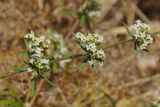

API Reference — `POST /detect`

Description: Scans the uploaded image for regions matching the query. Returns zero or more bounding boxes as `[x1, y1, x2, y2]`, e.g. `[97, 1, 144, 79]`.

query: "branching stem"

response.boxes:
[0, 31, 159, 79]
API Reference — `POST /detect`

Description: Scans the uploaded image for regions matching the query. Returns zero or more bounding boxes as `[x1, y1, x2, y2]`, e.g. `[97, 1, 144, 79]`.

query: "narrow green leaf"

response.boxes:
[80, 15, 86, 27]
[31, 79, 35, 96]
[92, 16, 97, 24]
[79, 63, 86, 72]
[39, 74, 53, 87]
[50, 62, 57, 71]
[24, 38, 27, 45]
[12, 67, 27, 73]
[24, 38, 29, 47]
[43, 77, 53, 86]
[122, 22, 133, 37]
[100, 90, 117, 107]
[18, 50, 28, 57]
[89, 0, 101, 11]
[31, 75, 36, 96]
[27, 50, 32, 57]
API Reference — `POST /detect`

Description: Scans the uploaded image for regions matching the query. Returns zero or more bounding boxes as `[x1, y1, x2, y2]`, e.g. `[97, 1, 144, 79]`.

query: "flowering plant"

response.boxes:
[24, 31, 51, 73]
[24, 31, 53, 95]
[0, 19, 159, 98]
[86, 0, 101, 18]
[132, 20, 153, 51]
[124, 20, 153, 51]
[75, 32, 105, 67]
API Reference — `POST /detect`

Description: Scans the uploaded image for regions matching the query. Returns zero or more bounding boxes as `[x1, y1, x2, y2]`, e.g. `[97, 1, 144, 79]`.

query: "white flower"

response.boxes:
[59, 59, 71, 68]
[31, 47, 43, 57]
[44, 39, 51, 48]
[95, 49, 105, 58]
[93, 34, 104, 43]
[24, 31, 35, 39]
[75, 32, 87, 42]
[97, 35, 104, 43]
[75, 32, 84, 39]
[46, 39, 51, 45]
[88, 60, 95, 66]
[33, 40, 39, 46]
[27, 67, 33, 72]
[40, 59, 49, 64]
[27, 43, 32, 49]
[88, 11, 100, 17]
[132, 20, 153, 50]
[133, 20, 150, 32]
[60, 47, 67, 53]
[31, 58, 50, 70]
[75, 32, 105, 67]
[75, 32, 104, 44]
[29, 58, 35, 64]
[24, 31, 51, 72]
[54, 32, 62, 40]
[86, 43, 97, 52]
[39, 36, 45, 42]
[54, 53, 62, 59]
[33, 52, 43, 57]
[31, 47, 43, 52]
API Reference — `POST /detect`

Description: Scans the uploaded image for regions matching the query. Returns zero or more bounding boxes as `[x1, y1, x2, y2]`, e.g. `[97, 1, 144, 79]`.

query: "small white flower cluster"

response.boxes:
[87, 0, 100, 17]
[27, 58, 49, 72]
[88, 11, 100, 18]
[75, 32, 105, 66]
[24, 31, 51, 72]
[132, 20, 153, 50]
[51, 32, 71, 68]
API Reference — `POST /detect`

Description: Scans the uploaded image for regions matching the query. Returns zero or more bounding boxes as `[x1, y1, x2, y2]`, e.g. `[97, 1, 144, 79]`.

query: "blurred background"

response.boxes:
[0, 0, 160, 107]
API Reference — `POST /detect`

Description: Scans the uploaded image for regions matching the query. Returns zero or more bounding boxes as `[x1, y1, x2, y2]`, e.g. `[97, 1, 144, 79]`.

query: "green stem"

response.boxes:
[0, 71, 26, 79]
[51, 39, 134, 62]
[85, 13, 94, 33]
[102, 39, 133, 51]
[0, 31, 160, 79]
[151, 30, 160, 36]
[36, 70, 54, 87]
[80, 0, 94, 33]
[51, 53, 85, 62]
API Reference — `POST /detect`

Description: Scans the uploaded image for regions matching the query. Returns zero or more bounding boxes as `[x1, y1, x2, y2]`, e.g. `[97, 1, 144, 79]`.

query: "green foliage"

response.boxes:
[123, 22, 139, 51]
[80, 14, 87, 27]
[123, 21, 152, 52]
[79, 63, 86, 72]
[50, 62, 58, 71]
[0, 90, 24, 107]
[31, 73, 36, 96]
[39, 74, 54, 87]
[123, 22, 133, 37]
[86, 0, 101, 11]
[0, 99, 24, 107]
[92, 16, 98, 24]
[30, 71, 53, 96]
[13, 67, 27, 73]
